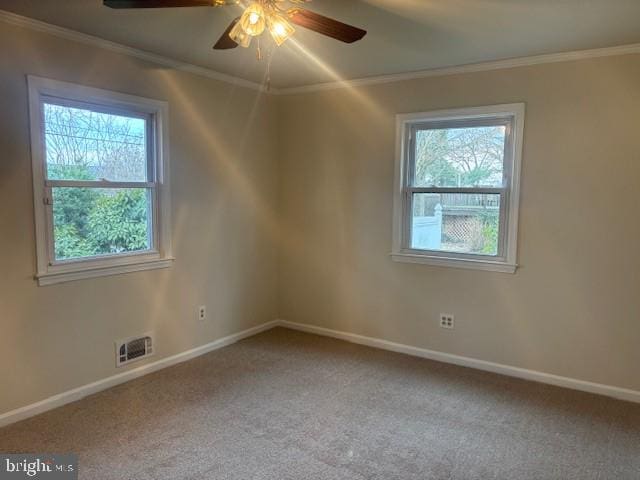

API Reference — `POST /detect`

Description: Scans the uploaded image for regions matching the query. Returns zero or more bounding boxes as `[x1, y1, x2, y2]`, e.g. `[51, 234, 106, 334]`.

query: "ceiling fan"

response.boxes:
[104, 1, 367, 50]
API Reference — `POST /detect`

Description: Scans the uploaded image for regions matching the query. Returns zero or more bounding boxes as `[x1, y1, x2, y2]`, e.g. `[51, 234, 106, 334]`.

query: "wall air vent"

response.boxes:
[116, 333, 154, 367]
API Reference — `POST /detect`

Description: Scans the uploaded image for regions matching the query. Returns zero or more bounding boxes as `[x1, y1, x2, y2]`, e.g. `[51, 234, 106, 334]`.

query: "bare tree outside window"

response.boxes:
[414, 126, 505, 188]
[45, 104, 147, 182]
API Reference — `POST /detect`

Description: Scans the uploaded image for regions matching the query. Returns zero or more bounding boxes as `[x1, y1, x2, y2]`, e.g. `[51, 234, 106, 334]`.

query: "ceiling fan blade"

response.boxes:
[104, 0, 218, 8]
[288, 8, 367, 44]
[213, 17, 240, 50]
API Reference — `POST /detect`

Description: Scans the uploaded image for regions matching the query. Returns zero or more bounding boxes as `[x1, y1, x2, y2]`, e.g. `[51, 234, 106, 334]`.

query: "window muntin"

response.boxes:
[393, 105, 523, 272]
[29, 76, 172, 285]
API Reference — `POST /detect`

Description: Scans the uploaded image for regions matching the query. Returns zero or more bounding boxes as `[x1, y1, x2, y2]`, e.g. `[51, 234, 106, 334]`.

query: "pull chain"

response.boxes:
[265, 45, 275, 92]
[256, 36, 262, 61]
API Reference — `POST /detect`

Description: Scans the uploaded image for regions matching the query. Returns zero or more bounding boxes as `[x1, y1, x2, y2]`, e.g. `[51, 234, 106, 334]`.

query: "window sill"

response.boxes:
[391, 252, 517, 273]
[36, 257, 174, 286]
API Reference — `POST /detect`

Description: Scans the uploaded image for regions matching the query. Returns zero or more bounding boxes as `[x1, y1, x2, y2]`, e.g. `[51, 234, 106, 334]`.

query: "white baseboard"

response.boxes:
[3, 318, 639, 428]
[0, 320, 279, 428]
[277, 320, 640, 404]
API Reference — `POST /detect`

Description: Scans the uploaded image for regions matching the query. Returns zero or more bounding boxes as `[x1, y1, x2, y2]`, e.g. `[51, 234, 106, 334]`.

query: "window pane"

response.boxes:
[413, 126, 506, 188]
[411, 193, 500, 256]
[44, 103, 148, 182]
[52, 187, 152, 261]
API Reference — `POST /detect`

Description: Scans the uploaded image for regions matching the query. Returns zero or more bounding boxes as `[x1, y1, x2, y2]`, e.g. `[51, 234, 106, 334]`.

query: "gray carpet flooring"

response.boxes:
[1, 327, 639, 479]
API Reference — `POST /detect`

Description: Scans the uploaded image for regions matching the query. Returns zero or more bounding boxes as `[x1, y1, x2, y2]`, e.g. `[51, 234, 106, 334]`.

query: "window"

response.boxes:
[28, 76, 172, 285]
[392, 104, 524, 273]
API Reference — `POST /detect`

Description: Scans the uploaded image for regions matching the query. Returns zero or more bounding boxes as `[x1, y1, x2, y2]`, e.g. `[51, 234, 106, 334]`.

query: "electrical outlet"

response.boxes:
[440, 314, 454, 329]
[198, 305, 206, 322]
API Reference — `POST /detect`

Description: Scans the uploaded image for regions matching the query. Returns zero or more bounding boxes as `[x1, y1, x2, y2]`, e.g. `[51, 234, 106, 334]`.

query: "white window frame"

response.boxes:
[28, 76, 173, 286]
[392, 104, 525, 273]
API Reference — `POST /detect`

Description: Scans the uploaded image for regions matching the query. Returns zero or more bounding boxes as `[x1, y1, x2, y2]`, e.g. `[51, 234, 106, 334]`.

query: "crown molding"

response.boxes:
[2, 9, 640, 97]
[0, 9, 270, 93]
[275, 43, 640, 95]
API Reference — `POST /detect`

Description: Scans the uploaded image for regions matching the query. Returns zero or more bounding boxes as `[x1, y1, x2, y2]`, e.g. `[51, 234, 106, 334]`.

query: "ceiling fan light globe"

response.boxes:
[249, 12, 260, 25]
[240, 3, 266, 37]
[267, 13, 295, 46]
[229, 20, 252, 48]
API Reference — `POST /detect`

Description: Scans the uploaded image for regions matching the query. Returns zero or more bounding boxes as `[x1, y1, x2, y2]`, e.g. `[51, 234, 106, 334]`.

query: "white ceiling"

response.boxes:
[1, 0, 640, 89]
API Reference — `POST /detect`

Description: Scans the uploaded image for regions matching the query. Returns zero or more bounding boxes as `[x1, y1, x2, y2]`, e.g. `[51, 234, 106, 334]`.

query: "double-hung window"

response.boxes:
[392, 104, 524, 273]
[28, 76, 172, 285]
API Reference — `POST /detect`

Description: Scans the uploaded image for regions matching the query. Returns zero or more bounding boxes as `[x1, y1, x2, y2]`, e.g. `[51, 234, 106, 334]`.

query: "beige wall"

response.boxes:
[0, 22, 279, 414]
[278, 54, 640, 392]
[2, 19, 640, 417]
